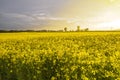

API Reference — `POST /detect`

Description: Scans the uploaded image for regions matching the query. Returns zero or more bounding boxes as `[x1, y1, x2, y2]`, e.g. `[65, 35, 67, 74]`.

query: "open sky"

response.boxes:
[0, 0, 120, 30]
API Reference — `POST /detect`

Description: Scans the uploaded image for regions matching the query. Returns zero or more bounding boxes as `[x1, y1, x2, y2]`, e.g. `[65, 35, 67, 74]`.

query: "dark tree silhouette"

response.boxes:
[64, 27, 67, 32]
[77, 26, 80, 32]
[85, 28, 89, 31]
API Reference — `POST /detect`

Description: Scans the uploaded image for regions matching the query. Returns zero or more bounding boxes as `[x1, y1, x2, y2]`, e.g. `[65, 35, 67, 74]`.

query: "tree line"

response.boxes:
[0, 26, 89, 32]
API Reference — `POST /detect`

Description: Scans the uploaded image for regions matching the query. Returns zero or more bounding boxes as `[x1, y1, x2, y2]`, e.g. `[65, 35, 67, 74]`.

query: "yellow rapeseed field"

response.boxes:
[0, 32, 120, 80]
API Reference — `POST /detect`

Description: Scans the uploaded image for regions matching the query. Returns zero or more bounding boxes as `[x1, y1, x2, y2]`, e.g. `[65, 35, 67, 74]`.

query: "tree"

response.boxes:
[84, 28, 89, 31]
[77, 26, 80, 32]
[64, 27, 67, 32]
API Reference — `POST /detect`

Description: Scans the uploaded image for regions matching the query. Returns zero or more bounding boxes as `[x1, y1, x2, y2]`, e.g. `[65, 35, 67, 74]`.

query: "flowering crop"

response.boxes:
[0, 32, 120, 80]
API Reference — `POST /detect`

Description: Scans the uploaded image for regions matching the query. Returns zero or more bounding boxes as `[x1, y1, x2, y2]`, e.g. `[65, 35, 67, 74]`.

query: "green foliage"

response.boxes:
[0, 32, 120, 80]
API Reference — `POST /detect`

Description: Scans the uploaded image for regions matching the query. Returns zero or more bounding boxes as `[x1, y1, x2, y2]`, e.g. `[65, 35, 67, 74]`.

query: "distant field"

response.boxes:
[0, 32, 120, 80]
[0, 31, 120, 39]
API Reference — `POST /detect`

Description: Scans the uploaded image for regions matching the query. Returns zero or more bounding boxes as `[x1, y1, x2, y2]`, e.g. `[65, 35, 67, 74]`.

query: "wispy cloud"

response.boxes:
[0, 12, 71, 30]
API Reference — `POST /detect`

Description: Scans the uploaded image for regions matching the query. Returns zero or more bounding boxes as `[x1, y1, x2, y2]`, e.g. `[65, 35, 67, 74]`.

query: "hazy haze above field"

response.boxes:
[0, 0, 120, 30]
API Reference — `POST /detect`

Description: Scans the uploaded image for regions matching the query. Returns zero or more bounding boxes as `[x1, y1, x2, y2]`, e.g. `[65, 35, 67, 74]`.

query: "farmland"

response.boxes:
[0, 32, 120, 80]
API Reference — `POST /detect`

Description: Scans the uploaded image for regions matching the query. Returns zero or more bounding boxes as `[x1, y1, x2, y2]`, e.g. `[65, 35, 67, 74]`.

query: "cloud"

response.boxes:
[0, 12, 71, 30]
[0, 12, 35, 21]
[3, 11, 120, 30]
[36, 17, 68, 21]
[0, 12, 37, 30]
[26, 13, 68, 21]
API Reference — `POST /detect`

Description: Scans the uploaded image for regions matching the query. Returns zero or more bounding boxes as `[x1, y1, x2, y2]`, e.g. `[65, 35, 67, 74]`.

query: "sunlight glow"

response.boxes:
[110, 0, 115, 3]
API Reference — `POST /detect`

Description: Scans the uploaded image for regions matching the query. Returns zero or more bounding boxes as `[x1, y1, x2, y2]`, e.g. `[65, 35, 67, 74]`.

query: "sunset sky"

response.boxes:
[0, 0, 120, 30]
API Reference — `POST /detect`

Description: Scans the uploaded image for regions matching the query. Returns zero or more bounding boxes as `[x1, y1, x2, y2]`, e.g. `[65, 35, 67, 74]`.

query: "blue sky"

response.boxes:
[0, 0, 120, 30]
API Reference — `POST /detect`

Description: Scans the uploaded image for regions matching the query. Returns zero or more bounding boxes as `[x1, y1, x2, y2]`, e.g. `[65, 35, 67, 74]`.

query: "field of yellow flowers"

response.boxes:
[0, 32, 120, 80]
